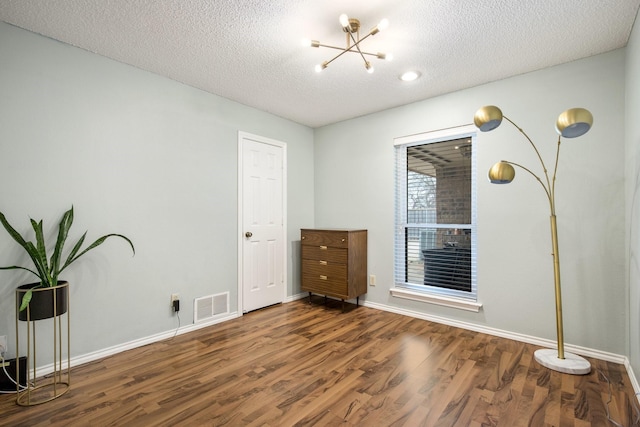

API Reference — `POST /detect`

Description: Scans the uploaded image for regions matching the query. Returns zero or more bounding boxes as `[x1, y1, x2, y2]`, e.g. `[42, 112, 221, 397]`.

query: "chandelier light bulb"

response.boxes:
[366, 62, 374, 73]
[339, 14, 350, 30]
[315, 63, 325, 73]
[301, 39, 320, 48]
[377, 18, 389, 31]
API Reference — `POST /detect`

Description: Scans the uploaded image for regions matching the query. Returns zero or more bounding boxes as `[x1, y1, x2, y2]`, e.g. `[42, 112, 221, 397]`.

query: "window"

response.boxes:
[393, 126, 478, 306]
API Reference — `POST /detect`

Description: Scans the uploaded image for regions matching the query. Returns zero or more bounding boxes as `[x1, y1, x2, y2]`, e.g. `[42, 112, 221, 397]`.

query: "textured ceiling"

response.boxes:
[1, 0, 639, 128]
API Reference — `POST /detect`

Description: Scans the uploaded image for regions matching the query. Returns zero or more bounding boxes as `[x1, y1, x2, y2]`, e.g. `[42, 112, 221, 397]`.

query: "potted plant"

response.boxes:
[0, 206, 135, 319]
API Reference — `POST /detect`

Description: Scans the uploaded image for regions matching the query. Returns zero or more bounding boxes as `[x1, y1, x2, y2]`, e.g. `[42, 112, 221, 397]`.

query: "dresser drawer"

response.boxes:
[302, 260, 347, 282]
[301, 273, 348, 296]
[301, 230, 349, 248]
[301, 245, 347, 263]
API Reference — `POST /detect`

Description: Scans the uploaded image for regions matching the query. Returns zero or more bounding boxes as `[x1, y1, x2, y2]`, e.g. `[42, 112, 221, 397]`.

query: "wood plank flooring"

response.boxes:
[1, 298, 638, 426]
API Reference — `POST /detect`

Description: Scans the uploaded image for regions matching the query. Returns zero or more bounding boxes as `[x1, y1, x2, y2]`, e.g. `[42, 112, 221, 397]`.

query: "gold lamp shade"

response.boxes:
[488, 161, 515, 184]
[555, 108, 593, 138]
[474, 105, 503, 132]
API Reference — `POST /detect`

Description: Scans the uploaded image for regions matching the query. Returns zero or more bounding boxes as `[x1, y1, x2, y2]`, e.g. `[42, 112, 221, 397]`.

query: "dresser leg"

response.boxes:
[356, 296, 359, 307]
[308, 292, 312, 304]
[342, 299, 345, 312]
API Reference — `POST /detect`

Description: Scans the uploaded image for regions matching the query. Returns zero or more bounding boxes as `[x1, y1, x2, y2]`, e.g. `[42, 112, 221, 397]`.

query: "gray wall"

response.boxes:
[0, 22, 315, 359]
[626, 10, 640, 383]
[314, 50, 627, 355]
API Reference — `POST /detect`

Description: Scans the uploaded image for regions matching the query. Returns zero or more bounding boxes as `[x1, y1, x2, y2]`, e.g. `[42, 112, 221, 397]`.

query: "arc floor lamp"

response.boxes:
[474, 105, 593, 375]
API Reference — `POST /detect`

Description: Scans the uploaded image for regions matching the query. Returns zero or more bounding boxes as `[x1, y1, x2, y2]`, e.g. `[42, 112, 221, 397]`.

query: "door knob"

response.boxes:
[245, 231, 253, 238]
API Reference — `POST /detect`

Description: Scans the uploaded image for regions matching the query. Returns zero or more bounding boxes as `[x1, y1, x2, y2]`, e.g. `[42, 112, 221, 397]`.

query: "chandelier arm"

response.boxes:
[503, 160, 553, 210]
[503, 115, 554, 200]
[353, 30, 376, 46]
[322, 46, 353, 67]
[316, 43, 350, 51]
[347, 32, 369, 66]
[358, 51, 381, 58]
[316, 44, 380, 57]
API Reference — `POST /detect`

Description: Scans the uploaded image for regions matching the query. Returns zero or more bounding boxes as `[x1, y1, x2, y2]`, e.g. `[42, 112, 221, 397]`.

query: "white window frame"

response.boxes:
[391, 125, 482, 312]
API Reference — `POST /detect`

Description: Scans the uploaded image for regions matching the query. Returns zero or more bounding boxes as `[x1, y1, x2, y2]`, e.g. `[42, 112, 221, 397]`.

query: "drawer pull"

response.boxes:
[320, 245, 327, 250]
[302, 236, 305, 240]
[342, 238, 345, 242]
[319, 275, 327, 280]
[319, 260, 327, 265]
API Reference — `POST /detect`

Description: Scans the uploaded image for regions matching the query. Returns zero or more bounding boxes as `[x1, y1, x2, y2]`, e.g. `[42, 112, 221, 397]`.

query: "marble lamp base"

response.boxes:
[534, 349, 591, 375]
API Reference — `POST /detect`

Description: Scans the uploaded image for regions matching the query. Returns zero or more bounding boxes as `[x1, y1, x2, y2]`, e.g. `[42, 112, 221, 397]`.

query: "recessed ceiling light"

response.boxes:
[400, 71, 420, 82]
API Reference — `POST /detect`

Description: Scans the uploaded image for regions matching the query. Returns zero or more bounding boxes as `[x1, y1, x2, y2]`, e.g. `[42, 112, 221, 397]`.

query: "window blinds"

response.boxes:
[394, 129, 477, 300]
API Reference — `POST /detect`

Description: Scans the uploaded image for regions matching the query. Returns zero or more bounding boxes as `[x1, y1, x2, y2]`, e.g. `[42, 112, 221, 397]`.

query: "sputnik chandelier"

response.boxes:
[303, 14, 392, 73]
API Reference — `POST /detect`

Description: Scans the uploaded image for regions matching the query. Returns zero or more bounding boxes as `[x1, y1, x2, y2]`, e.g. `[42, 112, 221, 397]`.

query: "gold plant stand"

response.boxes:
[15, 282, 71, 405]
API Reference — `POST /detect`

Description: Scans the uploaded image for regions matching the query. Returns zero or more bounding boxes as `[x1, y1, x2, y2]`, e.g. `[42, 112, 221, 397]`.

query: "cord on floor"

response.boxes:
[598, 368, 640, 426]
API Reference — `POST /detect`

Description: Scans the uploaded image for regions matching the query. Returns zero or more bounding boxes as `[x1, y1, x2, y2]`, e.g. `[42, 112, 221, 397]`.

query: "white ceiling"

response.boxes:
[1, 0, 639, 128]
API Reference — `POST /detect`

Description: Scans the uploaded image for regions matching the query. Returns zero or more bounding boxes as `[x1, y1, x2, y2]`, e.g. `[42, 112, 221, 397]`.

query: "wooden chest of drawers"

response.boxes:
[301, 229, 367, 303]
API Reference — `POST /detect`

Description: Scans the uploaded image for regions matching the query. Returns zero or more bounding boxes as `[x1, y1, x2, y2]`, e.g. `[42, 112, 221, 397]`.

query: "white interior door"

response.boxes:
[239, 132, 286, 313]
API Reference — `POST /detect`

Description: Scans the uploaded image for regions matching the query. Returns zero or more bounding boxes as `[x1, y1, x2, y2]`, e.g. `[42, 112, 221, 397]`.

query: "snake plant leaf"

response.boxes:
[30, 219, 52, 284]
[62, 231, 86, 270]
[0, 211, 30, 251]
[60, 233, 135, 273]
[0, 213, 48, 284]
[30, 219, 47, 264]
[50, 207, 73, 285]
[18, 289, 33, 312]
[23, 240, 49, 284]
[0, 265, 41, 277]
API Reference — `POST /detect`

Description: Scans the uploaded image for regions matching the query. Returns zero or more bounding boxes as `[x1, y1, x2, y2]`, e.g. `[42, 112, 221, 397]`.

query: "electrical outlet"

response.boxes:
[0, 335, 7, 355]
[171, 293, 180, 313]
[369, 275, 376, 286]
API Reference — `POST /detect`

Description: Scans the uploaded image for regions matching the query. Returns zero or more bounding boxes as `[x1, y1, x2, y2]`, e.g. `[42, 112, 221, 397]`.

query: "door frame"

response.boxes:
[237, 131, 288, 314]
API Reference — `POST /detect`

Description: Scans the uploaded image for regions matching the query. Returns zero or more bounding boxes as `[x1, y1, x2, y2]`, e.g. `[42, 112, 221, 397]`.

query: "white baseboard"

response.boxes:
[33, 311, 240, 377]
[362, 300, 627, 364]
[284, 292, 308, 302]
[624, 359, 640, 404]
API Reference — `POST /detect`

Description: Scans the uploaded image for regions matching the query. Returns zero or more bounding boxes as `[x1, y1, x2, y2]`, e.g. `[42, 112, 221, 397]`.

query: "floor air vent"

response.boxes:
[194, 292, 229, 323]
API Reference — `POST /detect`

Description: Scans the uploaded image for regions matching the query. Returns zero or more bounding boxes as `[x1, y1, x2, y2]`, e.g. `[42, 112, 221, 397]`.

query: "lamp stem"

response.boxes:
[550, 136, 562, 215]
[550, 214, 565, 359]
[504, 116, 554, 194]
[502, 161, 553, 207]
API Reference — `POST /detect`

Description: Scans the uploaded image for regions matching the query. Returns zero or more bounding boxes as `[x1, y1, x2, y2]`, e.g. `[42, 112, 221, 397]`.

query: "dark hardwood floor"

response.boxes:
[1, 298, 638, 426]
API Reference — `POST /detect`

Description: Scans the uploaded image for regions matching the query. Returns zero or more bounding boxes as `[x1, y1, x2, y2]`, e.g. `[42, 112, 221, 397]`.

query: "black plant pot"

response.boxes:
[17, 281, 69, 321]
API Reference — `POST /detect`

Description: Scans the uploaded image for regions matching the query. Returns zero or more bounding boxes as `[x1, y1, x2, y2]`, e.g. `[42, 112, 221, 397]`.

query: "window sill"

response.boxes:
[390, 288, 483, 312]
